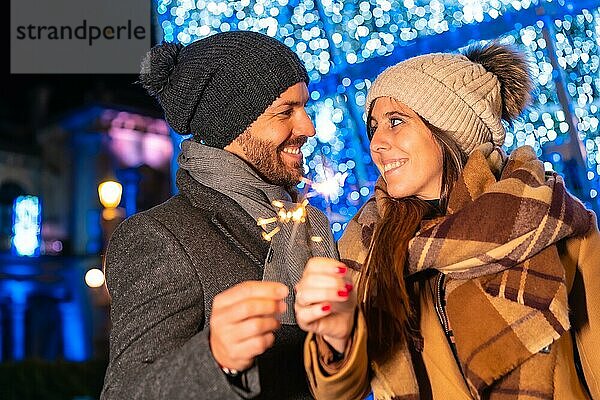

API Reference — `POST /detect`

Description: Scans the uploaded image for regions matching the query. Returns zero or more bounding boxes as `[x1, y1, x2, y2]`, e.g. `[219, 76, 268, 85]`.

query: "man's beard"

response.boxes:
[235, 131, 305, 188]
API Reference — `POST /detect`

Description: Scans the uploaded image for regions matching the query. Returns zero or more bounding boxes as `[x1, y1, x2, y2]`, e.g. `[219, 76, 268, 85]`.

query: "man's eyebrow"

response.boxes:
[273, 99, 307, 108]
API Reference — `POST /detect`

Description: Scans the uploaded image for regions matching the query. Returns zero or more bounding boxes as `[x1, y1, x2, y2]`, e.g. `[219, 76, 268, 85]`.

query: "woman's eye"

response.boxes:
[368, 125, 377, 138]
[390, 118, 404, 127]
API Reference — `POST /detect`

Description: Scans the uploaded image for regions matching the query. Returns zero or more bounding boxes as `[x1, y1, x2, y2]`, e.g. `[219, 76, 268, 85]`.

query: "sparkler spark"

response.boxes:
[262, 226, 281, 242]
[307, 172, 348, 199]
[257, 217, 277, 226]
[260, 199, 310, 242]
[273, 202, 307, 224]
[271, 200, 284, 209]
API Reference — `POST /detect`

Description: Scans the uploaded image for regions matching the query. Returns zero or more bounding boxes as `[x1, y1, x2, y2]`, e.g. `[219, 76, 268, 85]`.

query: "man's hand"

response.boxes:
[294, 257, 356, 353]
[209, 281, 289, 372]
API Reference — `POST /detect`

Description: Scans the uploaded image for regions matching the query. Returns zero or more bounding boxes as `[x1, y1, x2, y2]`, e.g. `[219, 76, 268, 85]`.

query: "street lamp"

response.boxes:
[98, 181, 122, 208]
[97, 179, 125, 247]
[98, 180, 123, 221]
[94, 180, 123, 359]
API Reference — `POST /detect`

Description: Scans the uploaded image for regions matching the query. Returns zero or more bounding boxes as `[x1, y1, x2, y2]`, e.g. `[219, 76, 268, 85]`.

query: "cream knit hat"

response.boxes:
[366, 42, 533, 154]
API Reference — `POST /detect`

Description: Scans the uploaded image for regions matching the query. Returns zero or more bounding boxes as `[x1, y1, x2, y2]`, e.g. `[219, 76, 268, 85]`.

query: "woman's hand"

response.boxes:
[294, 257, 357, 353]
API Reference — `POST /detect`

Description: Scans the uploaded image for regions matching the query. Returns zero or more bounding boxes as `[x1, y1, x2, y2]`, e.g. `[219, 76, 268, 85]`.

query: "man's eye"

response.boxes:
[279, 109, 293, 117]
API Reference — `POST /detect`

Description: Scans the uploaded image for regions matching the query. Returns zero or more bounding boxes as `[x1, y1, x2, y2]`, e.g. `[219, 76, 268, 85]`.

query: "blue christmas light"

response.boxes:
[12, 195, 41, 257]
[155, 1, 600, 234]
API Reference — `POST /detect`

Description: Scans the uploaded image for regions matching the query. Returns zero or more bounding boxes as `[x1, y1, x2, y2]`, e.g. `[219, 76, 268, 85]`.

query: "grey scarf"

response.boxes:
[178, 140, 339, 324]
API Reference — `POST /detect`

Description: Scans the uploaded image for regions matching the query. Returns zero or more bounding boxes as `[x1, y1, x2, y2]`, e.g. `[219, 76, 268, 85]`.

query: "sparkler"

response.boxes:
[258, 150, 345, 243]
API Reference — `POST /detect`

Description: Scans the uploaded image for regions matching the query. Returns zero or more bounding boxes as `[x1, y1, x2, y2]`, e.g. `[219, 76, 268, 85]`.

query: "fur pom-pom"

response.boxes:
[462, 42, 533, 122]
[139, 42, 183, 96]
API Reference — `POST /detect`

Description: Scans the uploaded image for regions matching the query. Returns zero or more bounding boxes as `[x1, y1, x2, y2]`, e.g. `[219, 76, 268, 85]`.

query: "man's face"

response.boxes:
[225, 82, 315, 187]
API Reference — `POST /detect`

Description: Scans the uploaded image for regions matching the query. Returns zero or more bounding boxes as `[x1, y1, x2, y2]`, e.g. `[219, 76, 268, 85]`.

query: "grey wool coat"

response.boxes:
[100, 169, 312, 400]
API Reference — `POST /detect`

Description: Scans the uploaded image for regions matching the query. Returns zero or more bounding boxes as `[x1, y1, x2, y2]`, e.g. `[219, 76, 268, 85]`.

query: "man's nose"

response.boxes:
[294, 109, 316, 138]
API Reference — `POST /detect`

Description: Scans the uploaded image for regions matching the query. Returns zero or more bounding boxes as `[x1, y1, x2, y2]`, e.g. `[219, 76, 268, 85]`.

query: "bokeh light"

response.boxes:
[84, 268, 106, 288]
[98, 181, 123, 209]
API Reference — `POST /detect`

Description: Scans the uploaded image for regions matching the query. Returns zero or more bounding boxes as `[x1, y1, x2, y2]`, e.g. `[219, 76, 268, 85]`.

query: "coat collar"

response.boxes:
[176, 168, 269, 267]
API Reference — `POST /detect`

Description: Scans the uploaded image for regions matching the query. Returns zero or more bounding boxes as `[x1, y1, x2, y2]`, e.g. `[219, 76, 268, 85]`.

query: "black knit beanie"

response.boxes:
[139, 31, 309, 149]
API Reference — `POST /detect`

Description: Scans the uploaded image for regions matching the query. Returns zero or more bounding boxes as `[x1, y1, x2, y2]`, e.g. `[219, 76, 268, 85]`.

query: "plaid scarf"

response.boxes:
[338, 144, 592, 399]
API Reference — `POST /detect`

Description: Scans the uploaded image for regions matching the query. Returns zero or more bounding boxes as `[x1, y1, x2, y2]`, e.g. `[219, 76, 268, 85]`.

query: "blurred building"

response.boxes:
[0, 103, 173, 363]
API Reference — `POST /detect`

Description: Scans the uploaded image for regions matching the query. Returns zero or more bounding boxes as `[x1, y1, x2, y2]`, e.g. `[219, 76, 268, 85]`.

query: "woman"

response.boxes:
[294, 42, 600, 399]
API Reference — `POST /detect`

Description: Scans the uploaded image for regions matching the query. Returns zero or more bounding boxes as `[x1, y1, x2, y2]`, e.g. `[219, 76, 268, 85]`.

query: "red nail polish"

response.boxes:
[338, 290, 348, 297]
[337, 266, 347, 274]
[345, 283, 353, 292]
[322, 304, 331, 312]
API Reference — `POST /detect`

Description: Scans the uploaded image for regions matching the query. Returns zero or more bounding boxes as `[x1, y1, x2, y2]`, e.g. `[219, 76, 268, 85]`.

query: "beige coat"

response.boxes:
[305, 217, 600, 399]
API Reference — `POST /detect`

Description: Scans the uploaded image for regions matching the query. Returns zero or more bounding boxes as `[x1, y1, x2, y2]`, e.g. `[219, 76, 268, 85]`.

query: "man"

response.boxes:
[100, 31, 338, 399]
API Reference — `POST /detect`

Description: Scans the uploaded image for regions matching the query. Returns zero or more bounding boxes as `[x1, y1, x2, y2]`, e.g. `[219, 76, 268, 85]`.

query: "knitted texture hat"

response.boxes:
[365, 42, 533, 154]
[139, 31, 309, 149]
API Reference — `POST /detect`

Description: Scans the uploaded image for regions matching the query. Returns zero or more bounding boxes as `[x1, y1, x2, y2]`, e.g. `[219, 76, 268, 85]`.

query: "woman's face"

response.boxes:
[369, 97, 443, 200]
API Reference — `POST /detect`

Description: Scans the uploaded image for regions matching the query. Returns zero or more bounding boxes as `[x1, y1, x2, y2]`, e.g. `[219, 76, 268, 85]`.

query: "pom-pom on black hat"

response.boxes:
[139, 31, 309, 149]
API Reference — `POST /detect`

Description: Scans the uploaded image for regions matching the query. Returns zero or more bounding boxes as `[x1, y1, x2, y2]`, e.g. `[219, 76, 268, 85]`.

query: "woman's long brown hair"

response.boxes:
[357, 123, 467, 361]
